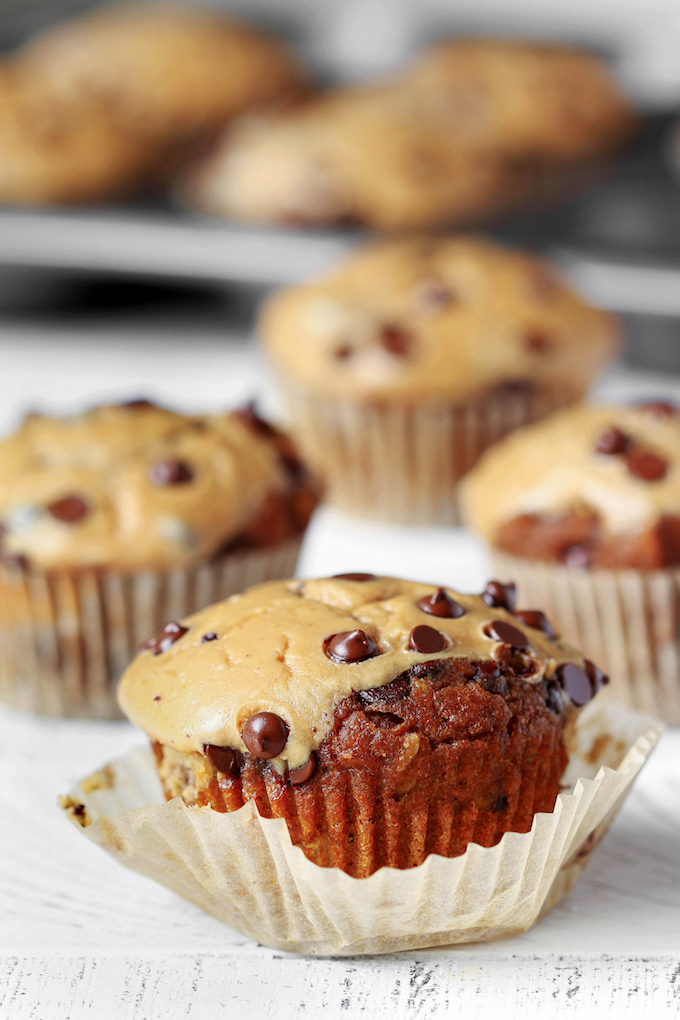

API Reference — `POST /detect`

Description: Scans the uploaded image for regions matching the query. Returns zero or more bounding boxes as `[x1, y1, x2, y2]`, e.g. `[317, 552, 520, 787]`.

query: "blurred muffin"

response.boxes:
[462, 401, 680, 721]
[118, 573, 606, 878]
[259, 235, 620, 523]
[0, 400, 319, 717]
[180, 38, 637, 230]
[0, 68, 160, 205]
[0, 3, 307, 205]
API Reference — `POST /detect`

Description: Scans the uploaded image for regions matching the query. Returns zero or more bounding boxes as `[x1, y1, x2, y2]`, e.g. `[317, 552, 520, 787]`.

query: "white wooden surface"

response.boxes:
[0, 326, 679, 1018]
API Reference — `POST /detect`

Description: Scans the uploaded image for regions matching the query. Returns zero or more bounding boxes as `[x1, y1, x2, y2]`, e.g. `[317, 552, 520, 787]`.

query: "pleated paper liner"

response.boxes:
[0, 536, 302, 720]
[60, 700, 663, 956]
[492, 551, 680, 725]
[277, 380, 571, 525]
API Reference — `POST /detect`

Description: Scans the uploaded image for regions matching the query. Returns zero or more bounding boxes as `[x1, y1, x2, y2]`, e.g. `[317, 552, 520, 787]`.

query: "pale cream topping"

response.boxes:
[118, 576, 586, 771]
[0, 405, 288, 570]
[462, 403, 680, 541]
[259, 236, 619, 403]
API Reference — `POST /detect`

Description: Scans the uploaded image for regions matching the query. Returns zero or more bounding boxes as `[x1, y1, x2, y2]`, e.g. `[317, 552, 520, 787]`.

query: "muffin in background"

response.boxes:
[462, 401, 680, 721]
[180, 38, 637, 230]
[118, 574, 606, 878]
[259, 235, 620, 524]
[0, 401, 319, 718]
[0, 3, 307, 205]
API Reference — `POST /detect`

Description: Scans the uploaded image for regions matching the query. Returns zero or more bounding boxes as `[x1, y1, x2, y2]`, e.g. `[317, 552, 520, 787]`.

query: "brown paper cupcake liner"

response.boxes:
[60, 700, 663, 956]
[492, 551, 680, 725]
[0, 536, 302, 719]
[277, 381, 568, 524]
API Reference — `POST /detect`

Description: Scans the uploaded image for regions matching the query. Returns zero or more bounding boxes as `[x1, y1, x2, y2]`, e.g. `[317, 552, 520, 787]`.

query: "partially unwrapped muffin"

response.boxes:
[118, 574, 608, 877]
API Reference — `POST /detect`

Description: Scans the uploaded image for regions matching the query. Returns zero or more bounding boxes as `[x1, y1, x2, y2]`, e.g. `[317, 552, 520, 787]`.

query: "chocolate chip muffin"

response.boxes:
[179, 38, 636, 230]
[0, 401, 319, 717]
[259, 235, 620, 523]
[119, 574, 607, 878]
[0, 3, 307, 205]
[462, 401, 680, 721]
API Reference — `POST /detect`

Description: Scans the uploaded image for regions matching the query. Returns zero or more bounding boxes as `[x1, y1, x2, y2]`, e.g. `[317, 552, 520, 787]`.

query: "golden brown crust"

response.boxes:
[0, 402, 317, 571]
[118, 575, 591, 771]
[181, 38, 637, 230]
[259, 236, 619, 403]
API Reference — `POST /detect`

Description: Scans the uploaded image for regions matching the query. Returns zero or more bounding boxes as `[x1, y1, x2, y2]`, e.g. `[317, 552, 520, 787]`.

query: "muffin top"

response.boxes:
[0, 402, 310, 571]
[462, 402, 680, 567]
[181, 38, 635, 230]
[259, 237, 619, 403]
[18, 3, 307, 142]
[118, 574, 603, 772]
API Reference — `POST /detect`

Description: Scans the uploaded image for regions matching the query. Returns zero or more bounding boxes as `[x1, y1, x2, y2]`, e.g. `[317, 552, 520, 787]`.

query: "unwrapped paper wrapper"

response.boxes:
[492, 551, 680, 725]
[60, 700, 662, 956]
[0, 536, 302, 719]
[277, 381, 566, 525]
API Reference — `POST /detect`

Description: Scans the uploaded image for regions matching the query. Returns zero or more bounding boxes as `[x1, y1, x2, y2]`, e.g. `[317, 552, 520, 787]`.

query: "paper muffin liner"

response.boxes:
[60, 700, 662, 956]
[0, 536, 302, 720]
[492, 551, 680, 725]
[276, 380, 568, 524]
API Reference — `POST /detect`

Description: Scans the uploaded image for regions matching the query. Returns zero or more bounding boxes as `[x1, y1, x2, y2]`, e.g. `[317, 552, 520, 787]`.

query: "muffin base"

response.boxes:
[492, 550, 680, 724]
[0, 536, 302, 719]
[153, 658, 568, 877]
[278, 381, 573, 524]
[60, 700, 662, 955]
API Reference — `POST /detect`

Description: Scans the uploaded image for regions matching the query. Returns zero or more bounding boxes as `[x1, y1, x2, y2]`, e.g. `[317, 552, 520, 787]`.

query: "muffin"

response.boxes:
[118, 573, 608, 878]
[179, 38, 637, 230]
[0, 3, 307, 205]
[462, 401, 680, 721]
[0, 68, 159, 205]
[0, 401, 319, 717]
[259, 235, 620, 523]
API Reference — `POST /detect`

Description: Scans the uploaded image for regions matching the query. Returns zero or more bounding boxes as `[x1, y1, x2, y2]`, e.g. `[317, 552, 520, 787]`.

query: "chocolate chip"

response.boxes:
[417, 588, 465, 618]
[149, 460, 194, 486]
[636, 400, 679, 419]
[476, 661, 510, 696]
[324, 629, 378, 664]
[121, 398, 155, 410]
[595, 427, 630, 455]
[557, 662, 592, 706]
[525, 331, 551, 354]
[142, 620, 188, 655]
[408, 624, 447, 653]
[562, 544, 591, 568]
[476, 660, 500, 679]
[586, 659, 609, 694]
[626, 449, 668, 482]
[484, 620, 530, 648]
[380, 325, 412, 357]
[333, 573, 376, 581]
[482, 580, 516, 612]
[205, 743, 244, 776]
[72, 803, 86, 818]
[242, 712, 288, 759]
[514, 609, 556, 639]
[359, 675, 410, 704]
[201, 632, 218, 643]
[334, 345, 353, 361]
[47, 496, 88, 523]
[289, 754, 316, 785]
[545, 680, 564, 715]
[234, 401, 276, 437]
